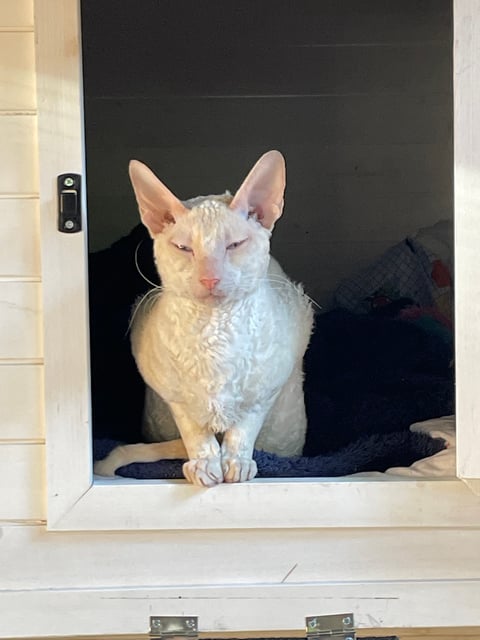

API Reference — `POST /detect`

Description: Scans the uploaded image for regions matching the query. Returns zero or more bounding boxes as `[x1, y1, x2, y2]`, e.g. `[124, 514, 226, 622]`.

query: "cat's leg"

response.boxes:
[168, 402, 224, 487]
[93, 439, 187, 476]
[255, 366, 307, 456]
[220, 413, 268, 483]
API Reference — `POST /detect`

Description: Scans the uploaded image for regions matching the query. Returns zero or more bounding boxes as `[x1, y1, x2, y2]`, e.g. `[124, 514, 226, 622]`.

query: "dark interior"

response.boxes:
[82, 0, 454, 475]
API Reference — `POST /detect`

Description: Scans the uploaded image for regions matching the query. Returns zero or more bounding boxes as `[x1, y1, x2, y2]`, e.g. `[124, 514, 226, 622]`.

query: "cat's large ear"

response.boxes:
[230, 150, 286, 230]
[129, 160, 187, 237]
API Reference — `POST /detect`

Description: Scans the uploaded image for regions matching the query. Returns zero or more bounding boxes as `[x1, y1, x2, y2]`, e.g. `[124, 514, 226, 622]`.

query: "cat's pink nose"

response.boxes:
[200, 277, 220, 291]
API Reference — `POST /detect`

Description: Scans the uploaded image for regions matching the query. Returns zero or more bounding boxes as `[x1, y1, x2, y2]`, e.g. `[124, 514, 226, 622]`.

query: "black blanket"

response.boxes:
[94, 430, 445, 479]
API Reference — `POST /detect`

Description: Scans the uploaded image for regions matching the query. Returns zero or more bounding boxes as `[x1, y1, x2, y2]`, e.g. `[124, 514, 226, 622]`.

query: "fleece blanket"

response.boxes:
[94, 430, 445, 480]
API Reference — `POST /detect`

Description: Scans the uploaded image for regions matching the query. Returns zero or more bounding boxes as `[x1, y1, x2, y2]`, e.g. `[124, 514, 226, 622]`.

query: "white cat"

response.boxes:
[94, 151, 313, 486]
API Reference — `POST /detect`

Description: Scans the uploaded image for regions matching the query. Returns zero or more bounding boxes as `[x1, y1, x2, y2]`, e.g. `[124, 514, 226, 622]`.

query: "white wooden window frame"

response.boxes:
[36, 0, 480, 531]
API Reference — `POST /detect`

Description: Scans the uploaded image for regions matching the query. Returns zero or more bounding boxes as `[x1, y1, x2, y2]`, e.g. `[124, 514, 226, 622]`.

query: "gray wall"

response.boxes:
[82, 0, 453, 307]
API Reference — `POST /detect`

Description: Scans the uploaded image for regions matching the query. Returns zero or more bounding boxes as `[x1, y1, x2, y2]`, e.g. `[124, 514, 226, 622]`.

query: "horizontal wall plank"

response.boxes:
[81, 0, 452, 67]
[0, 32, 35, 109]
[0, 443, 44, 520]
[0, 1, 33, 27]
[1, 525, 480, 591]
[0, 115, 37, 193]
[83, 0, 452, 96]
[0, 364, 44, 440]
[84, 94, 451, 150]
[86, 141, 453, 201]
[0, 282, 42, 358]
[0, 580, 479, 638]
[83, 42, 451, 99]
[0, 198, 40, 276]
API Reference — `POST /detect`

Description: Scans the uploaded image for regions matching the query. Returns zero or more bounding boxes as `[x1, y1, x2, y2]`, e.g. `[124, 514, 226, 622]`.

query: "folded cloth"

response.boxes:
[385, 415, 455, 477]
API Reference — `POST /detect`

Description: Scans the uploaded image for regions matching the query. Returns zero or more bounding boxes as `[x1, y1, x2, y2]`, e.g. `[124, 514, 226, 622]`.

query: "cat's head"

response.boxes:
[128, 151, 286, 302]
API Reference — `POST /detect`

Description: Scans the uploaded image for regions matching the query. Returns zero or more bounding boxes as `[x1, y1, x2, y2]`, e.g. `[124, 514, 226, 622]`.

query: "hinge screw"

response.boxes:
[64, 220, 75, 230]
[63, 177, 75, 187]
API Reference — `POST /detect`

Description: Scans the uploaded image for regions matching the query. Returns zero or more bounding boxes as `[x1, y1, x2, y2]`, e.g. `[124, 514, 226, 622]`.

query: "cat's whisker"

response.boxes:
[134, 241, 161, 289]
[126, 287, 163, 335]
[258, 275, 322, 311]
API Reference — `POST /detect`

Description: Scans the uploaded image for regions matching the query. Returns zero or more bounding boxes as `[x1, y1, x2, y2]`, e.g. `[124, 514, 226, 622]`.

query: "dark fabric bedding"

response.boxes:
[89, 225, 453, 477]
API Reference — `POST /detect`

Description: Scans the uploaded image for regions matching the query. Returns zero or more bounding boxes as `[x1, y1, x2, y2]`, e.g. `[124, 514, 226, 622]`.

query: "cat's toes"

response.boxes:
[222, 457, 258, 483]
[93, 457, 118, 477]
[183, 457, 223, 487]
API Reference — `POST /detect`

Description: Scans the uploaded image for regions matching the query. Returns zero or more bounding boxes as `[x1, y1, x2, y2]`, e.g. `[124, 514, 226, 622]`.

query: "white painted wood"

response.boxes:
[0, 199, 40, 277]
[51, 476, 480, 531]
[1, 581, 480, 638]
[0, 443, 44, 520]
[2, 524, 480, 591]
[0, 0, 470, 637]
[0, 115, 37, 194]
[0, 282, 41, 358]
[0, 364, 44, 440]
[0, 32, 35, 109]
[454, 0, 480, 481]
[34, 0, 470, 534]
[34, 0, 92, 526]
[0, 1, 33, 27]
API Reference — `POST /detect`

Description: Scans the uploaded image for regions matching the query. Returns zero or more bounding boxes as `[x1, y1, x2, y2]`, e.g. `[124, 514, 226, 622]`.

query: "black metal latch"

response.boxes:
[57, 173, 82, 233]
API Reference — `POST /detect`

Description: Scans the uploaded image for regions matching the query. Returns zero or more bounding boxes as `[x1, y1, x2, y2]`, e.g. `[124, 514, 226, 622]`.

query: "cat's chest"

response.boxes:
[134, 294, 290, 397]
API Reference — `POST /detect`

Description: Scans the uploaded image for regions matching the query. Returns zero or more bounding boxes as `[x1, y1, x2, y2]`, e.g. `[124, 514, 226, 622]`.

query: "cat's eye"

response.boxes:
[227, 239, 247, 250]
[173, 243, 193, 253]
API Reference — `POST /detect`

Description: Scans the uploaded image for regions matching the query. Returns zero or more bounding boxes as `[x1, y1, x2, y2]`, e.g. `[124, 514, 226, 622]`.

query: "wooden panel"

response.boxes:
[1, 581, 480, 638]
[0, 282, 42, 358]
[0, 443, 44, 520]
[81, 0, 452, 98]
[454, 0, 480, 480]
[0, 32, 36, 109]
[80, 0, 452, 49]
[0, 115, 38, 193]
[84, 95, 451, 151]
[0, 0, 33, 27]
[1, 525, 480, 591]
[34, 0, 93, 527]
[48, 477, 480, 531]
[0, 364, 44, 440]
[0, 198, 40, 276]
[83, 42, 451, 98]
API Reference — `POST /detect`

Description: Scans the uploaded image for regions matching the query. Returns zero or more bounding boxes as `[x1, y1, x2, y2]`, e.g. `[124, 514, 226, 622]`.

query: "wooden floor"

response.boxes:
[32, 629, 480, 640]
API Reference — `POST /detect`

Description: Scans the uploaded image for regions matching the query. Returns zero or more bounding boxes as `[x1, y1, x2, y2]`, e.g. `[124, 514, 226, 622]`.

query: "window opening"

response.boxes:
[82, 0, 455, 485]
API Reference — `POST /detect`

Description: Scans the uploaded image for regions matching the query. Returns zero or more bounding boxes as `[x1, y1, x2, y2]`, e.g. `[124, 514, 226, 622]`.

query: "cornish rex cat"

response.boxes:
[94, 151, 313, 486]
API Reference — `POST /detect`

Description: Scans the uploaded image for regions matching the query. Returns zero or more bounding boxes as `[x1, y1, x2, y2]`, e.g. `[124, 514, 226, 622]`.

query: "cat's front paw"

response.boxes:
[222, 457, 258, 483]
[183, 457, 223, 487]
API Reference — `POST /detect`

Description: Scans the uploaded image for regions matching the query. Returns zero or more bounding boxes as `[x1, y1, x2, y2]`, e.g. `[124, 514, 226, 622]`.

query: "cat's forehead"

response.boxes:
[176, 197, 248, 240]
[183, 192, 233, 209]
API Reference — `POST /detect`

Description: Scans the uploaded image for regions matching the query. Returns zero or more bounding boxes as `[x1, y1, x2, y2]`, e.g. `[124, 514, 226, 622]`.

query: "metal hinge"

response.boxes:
[150, 616, 198, 639]
[306, 614, 356, 640]
[149, 613, 355, 640]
